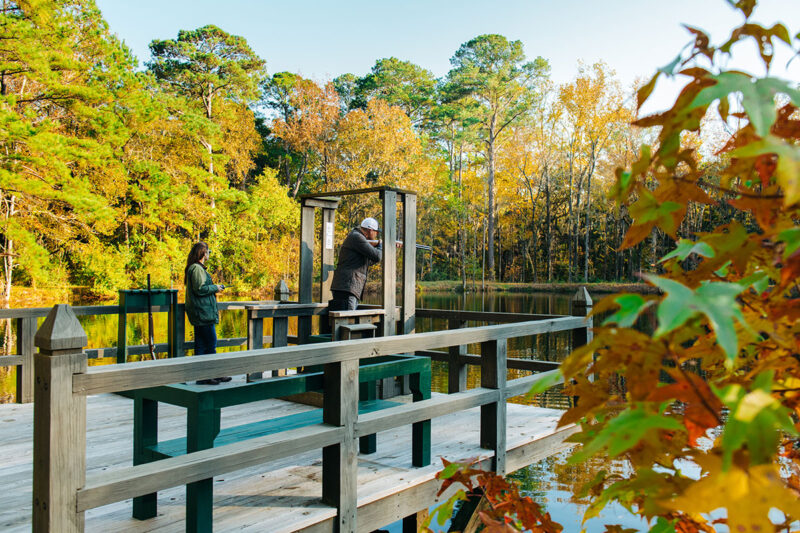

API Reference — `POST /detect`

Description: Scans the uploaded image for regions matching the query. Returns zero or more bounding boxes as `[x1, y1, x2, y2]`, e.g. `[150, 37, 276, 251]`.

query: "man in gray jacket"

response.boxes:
[329, 217, 383, 310]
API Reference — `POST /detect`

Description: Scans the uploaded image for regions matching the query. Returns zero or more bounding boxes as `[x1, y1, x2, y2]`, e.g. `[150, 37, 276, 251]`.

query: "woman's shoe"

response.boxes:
[196, 378, 221, 385]
[216, 376, 232, 382]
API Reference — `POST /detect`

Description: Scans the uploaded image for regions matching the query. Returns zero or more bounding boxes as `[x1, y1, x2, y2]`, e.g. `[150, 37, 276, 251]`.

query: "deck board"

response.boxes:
[0, 380, 573, 532]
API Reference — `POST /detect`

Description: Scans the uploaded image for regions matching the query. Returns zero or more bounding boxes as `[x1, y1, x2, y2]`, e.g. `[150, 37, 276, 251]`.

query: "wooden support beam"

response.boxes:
[16, 316, 36, 403]
[381, 190, 397, 338]
[415, 308, 559, 322]
[447, 319, 468, 394]
[401, 194, 416, 336]
[32, 304, 88, 532]
[571, 286, 593, 347]
[247, 310, 265, 382]
[301, 197, 341, 209]
[480, 338, 507, 475]
[322, 359, 359, 532]
[320, 208, 336, 304]
[417, 349, 561, 373]
[298, 206, 316, 344]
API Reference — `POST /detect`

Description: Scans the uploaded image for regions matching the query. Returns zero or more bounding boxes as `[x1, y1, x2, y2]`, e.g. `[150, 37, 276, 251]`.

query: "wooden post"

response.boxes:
[320, 208, 336, 305]
[571, 286, 593, 349]
[381, 190, 397, 337]
[132, 396, 158, 519]
[16, 316, 36, 403]
[401, 193, 416, 335]
[272, 315, 289, 377]
[186, 396, 221, 533]
[572, 287, 594, 387]
[400, 193, 417, 395]
[448, 319, 468, 394]
[298, 205, 315, 343]
[274, 280, 290, 302]
[480, 338, 507, 475]
[175, 303, 186, 358]
[247, 309, 265, 382]
[322, 359, 359, 532]
[32, 304, 88, 533]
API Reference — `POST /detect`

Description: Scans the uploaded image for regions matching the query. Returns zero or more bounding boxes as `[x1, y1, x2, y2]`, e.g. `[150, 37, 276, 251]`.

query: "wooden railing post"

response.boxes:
[16, 316, 36, 403]
[448, 319, 468, 393]
[322, 358, 359, 532]
[480, 338, 507, 475]
[246, 309, 265, 382]
[571, 287, 593, 348]
[32, 304, 88, 532]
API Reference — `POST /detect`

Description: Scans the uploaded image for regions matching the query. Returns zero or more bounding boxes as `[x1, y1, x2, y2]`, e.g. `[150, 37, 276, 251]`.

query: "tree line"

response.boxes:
[0, 0, 745, 300]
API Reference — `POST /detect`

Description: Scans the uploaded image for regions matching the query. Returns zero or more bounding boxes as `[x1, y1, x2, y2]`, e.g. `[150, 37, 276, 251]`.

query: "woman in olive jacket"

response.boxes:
[184, 242, 230, 385]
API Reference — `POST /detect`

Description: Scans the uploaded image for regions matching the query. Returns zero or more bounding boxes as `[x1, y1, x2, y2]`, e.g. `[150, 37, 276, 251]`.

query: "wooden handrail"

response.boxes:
[73, 316, 586, 396]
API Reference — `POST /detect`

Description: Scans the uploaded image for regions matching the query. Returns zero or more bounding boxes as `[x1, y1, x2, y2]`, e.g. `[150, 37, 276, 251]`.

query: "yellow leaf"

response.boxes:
[666, 455, 800, 532]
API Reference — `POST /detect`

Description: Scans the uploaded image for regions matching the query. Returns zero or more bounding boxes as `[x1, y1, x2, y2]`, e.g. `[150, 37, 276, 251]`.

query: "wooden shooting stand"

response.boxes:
[298, 186, 419, 339]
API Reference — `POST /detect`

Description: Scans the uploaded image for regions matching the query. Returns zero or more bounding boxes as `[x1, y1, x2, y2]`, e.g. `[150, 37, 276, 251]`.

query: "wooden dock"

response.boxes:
[0, 388, 575, 532]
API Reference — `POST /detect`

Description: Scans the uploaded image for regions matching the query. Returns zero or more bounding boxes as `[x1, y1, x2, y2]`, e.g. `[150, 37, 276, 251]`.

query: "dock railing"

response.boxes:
[31, 290, 593, 533]
[0, 299, 286, 403]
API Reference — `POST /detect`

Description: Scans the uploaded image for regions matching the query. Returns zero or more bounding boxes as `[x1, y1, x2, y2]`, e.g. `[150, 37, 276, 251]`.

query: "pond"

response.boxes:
[0, 289, 650, 531]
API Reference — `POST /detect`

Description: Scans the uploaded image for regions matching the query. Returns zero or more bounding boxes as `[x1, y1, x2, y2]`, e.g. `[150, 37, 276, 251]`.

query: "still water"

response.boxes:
[0, 291, 648, 531]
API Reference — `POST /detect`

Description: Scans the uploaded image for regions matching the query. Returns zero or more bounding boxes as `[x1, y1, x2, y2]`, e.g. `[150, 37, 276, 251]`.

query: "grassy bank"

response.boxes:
[416, 280, 657, 294]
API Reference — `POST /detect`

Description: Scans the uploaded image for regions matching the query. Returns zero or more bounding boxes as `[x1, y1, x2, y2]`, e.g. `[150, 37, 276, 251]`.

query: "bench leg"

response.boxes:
[410, 369, 432, 467]
[186, 404, 220, 533]
[133, 397, 158, 519]
[359, 381, 377, 454]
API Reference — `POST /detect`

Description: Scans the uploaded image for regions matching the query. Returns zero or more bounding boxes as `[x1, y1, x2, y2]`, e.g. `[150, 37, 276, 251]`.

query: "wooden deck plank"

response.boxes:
[0, 386, 573, 532]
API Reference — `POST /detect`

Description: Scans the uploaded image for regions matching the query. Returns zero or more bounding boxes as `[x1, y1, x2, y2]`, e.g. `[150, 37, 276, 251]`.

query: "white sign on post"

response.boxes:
[325, 222, 334, 249]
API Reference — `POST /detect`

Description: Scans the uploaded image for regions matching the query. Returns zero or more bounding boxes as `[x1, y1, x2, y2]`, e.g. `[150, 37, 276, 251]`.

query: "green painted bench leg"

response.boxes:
[359, 381, 377, 454]
[186, 402, 220, 533]
[133, 396, 158, 519]
[411, 368, 432, 467]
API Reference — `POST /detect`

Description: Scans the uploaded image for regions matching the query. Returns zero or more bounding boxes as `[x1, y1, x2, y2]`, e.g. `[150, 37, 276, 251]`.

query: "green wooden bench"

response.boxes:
[121, 354, 431, 533]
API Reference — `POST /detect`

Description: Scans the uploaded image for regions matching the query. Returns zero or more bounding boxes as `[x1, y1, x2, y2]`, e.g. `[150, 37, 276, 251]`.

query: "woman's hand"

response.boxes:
[217, 284, 225, 292]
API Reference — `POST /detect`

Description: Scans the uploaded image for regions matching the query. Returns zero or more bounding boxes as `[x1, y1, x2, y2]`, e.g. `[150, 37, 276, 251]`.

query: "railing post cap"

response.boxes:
[34, 304, 87, 352]
[572, 287, 593, 306]
[274, 280, 290, 302]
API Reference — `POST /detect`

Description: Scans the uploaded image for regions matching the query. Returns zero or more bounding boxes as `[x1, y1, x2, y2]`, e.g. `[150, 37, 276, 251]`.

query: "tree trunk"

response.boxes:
[486, 138, 496, 281]
[546, 168, 552, 282]
[458, 144, 466, 292]
[584, 169, 593, 282]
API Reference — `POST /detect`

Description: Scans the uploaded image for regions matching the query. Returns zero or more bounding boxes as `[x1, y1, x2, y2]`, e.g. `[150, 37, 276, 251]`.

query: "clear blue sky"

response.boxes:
[95, 0, 798, 113]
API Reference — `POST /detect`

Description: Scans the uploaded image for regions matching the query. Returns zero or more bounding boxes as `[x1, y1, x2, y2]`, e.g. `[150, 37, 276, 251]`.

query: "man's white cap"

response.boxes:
[360, 217, 380, 232]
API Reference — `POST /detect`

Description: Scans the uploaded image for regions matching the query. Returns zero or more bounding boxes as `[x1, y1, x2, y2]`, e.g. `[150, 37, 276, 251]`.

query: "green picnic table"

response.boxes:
[121, 354, 431, 533]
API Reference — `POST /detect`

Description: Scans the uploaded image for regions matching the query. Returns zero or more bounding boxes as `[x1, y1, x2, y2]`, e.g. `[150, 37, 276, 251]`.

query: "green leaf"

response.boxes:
[688, 73, 800, 137]
[646, 276, 747, 363]
[731, 135, 800, 206]
[715, 373, 798, 469]
[739, 271, 769, 294]
[526, 369, 563, 397]
[602, 294, 654, 328]
[649, 517, 677, 533]
[644, 275, 695, 337]
[693, 281, 747, 363]
[659, 238, 715, 263]
[778, 227, 800, 258]
[569, 407, 682, 463]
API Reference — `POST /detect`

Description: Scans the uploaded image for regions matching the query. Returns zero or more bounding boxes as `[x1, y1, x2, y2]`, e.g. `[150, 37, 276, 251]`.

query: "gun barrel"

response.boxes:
[366, 239, 431, 251]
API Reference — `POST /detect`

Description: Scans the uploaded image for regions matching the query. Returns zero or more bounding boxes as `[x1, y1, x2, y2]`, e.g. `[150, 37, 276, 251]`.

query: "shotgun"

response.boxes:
[146, 274, 155, 360]
[366, 239, 432, 251]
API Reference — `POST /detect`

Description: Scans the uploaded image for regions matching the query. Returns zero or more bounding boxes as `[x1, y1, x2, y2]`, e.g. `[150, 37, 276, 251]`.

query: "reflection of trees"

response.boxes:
[552, 453, 633, 506]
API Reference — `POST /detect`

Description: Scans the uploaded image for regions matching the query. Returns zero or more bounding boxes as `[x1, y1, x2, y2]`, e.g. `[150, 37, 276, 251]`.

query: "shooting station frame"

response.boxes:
[297, 186, 418, 340]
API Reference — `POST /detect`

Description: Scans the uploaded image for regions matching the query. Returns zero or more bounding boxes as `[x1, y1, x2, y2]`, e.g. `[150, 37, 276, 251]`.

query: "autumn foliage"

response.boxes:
[430, 3, 800, 532]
